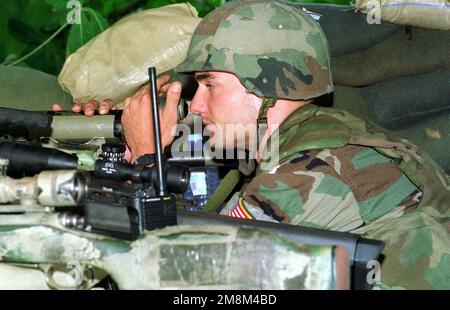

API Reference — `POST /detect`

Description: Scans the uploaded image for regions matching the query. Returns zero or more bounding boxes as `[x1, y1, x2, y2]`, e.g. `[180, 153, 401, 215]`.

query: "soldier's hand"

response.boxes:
[121, 74, 181, 163]
[52, 99, 116, 116]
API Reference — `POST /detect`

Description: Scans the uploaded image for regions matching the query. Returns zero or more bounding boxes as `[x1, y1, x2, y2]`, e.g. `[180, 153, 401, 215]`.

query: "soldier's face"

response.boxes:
[190, 71, 260, 149]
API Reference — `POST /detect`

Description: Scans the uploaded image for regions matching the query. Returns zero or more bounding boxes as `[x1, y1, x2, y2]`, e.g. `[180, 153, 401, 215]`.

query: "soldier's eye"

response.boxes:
[206, 83, 215, 89]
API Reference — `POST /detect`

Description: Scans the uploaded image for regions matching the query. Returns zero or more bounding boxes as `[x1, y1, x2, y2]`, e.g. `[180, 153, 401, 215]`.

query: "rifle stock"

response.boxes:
[0, 211, 353, 290]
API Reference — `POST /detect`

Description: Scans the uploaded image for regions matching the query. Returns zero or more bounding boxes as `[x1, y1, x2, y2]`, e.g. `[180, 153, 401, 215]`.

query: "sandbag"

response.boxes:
[300, 4, 400, 56]
[58, 3, 201, 104]
[332, 85, 375, 123]
[332, 27, 450, 86]
[361, 70, 450, 130]
[0, 65, 72, 111]
[355, 0, 450, 30]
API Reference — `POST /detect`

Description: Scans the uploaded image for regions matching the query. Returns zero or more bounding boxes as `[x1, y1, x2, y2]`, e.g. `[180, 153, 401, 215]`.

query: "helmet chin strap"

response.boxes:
[238, 97, 277, 175]
[257, 97, 277, 141]
[239, 97, 277, 175]
[258, 97, 277, 161]
[258, 97, 277, 126]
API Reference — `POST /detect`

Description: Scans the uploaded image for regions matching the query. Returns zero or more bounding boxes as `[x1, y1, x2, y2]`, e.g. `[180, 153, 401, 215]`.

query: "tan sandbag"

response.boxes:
[355, 0, 450, 30]
[58, 3, 201, 104]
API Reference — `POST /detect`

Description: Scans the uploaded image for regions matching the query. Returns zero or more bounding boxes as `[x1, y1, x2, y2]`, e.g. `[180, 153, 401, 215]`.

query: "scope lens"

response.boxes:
[166, 165, 190, 194]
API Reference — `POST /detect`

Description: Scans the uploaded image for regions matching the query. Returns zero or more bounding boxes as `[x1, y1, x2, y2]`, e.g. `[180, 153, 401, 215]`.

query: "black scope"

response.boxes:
[0, 142, 78, 178]
[93, 160, 189, 194]
[100, 143, 126, 162]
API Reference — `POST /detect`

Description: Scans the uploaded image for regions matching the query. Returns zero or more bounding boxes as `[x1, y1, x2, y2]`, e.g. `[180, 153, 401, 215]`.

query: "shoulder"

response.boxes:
[246, 148, 362, 229]
[277, 106, 360, 162]
[248, 143, 420, 227]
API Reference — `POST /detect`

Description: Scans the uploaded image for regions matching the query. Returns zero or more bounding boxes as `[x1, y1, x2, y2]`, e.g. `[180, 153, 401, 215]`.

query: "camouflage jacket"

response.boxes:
[222, 104, 450, 289]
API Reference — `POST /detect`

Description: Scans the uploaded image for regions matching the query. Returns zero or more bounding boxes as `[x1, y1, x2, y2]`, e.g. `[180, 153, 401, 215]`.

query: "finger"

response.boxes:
[135, 84, 148, 97]
[129, 86, 147, 108]
[122, 98, 131, 119]
[84, 100, 99, 116]
[156, 74, 171, 90]
[72, 103, 83, 113]
[133, 86, 149, 109]
[121, 99, 131, 126]
[158, 82, 181, 147]
[159, 83, 171, 94]
[164, 82, 182, 125]
[52, 104, 63, 111]
[124, 145, 132, 163]
[166, 82, 182, 110]
[137, 74, 171, 100]
[99, 99, 115, 114]
[123, 97, 131, 109]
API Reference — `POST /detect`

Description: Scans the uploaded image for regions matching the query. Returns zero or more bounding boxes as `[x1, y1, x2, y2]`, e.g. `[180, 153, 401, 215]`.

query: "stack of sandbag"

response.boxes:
[302, 4, 449, 172]
[332, 27, 449, 129]
[0, 65, 73, 111]
[331, 27, 450, 87]
[332, 82, 450, 173]
[58, 3, 201, 104]
[300, 4, 401, 56]
[355, 0, 450, 31]
[361, 70, 449, 129]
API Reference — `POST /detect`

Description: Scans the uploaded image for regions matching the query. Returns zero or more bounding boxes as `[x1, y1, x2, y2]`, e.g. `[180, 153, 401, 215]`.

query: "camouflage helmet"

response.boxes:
[175, 0, 334, 100]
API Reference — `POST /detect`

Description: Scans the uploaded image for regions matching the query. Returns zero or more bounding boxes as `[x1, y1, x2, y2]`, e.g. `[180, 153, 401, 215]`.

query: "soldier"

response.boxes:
[68, 0, 450, 289]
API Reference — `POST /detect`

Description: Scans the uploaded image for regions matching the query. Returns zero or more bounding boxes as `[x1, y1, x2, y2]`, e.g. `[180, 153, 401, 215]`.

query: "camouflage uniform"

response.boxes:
[176, 0, 450, 289]
[223, 104, 450, 290]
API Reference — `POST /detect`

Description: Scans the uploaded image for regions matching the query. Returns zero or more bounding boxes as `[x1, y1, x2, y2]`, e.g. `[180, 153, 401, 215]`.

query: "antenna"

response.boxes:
[148, 67, 166, 196]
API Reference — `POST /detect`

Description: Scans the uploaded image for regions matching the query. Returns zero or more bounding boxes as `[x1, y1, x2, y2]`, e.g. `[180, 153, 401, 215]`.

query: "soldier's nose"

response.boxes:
[190, 90, 206, 115]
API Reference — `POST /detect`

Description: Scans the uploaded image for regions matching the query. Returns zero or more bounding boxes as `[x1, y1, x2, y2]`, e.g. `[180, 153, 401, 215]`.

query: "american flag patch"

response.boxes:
[227, 198, 254, 220]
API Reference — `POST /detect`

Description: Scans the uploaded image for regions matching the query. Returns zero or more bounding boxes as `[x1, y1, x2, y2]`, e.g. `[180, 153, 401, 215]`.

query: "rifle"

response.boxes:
[0, 164, 383, 290]
[0, 67, 384, 289]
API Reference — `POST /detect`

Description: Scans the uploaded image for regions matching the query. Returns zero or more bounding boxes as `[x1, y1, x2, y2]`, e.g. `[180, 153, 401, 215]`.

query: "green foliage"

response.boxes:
[46, 0, 85, 26]
[0, 0, 68, 73]
[8, 18, 42, 45]
[1, 0, 352, 75]
[66, 8, 109, 56]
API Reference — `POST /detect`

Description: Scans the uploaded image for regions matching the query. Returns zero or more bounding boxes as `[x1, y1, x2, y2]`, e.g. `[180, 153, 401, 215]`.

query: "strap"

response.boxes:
[203, 169, 241, 214]
[348, 135, 424, 165]
[257, 97, 276, 125]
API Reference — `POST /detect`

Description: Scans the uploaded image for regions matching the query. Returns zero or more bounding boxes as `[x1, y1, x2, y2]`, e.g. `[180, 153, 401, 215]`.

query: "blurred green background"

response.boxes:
[0, 0, 352, 76]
